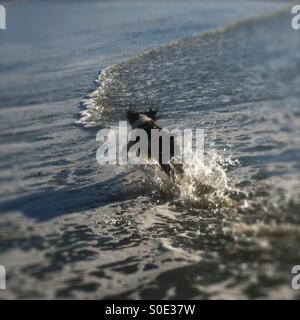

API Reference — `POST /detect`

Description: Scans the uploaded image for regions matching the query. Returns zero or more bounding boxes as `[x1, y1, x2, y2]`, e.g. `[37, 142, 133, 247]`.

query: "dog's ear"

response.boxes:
[146, 106, 159, 121]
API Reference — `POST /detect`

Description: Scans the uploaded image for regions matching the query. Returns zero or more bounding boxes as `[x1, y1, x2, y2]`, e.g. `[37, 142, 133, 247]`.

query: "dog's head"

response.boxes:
[126, 107, 159, 126]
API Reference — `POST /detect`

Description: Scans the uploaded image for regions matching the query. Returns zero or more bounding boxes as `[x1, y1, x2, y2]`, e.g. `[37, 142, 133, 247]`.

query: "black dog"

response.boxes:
[126, 108, 183, 176]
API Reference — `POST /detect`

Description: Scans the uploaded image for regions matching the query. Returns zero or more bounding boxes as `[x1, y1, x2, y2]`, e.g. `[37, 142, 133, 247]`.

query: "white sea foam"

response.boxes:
[76, 66, 116, 127]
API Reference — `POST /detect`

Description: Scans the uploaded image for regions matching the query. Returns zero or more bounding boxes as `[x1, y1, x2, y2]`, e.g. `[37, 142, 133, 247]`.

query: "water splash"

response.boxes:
[139, 147, 240, 210]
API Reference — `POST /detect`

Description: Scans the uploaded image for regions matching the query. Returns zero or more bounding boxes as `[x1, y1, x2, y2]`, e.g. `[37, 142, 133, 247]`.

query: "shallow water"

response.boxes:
[78, 10, 300, 299]
[0, 1, 300, 299]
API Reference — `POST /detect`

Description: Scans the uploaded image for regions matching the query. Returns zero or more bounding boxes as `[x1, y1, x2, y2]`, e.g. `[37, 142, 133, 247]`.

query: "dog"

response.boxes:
[126, 107, 183, 177]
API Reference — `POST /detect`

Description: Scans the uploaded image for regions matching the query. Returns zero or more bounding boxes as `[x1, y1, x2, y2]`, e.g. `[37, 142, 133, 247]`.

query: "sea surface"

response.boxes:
[0, 0, 300, 299]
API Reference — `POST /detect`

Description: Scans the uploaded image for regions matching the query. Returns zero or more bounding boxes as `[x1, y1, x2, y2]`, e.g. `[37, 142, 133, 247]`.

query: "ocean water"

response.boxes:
[0, 0, 300, 299]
